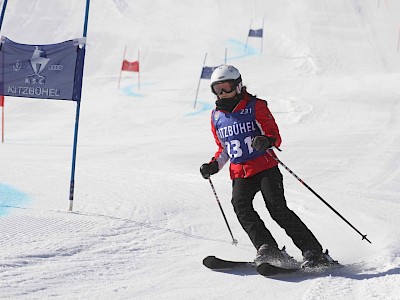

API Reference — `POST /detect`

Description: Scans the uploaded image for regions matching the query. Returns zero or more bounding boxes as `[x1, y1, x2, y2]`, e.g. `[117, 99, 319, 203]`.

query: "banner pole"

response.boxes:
[224, 48, 227, 64]
[193, 53, 207, 109]
[69, 99, 81, 211]
[244, 19, 252, 53]
[69, 0, 91, 212]
[397, 27, 400, 53]
[1, 1, 9, 143]
[0, 0, 8, 30]
[261, 18, 264, 53]
[118, 45, 127, 89]
[82, 0, 90, 37]
[1, 97, 4, 143]
[137, 49, 140, 90]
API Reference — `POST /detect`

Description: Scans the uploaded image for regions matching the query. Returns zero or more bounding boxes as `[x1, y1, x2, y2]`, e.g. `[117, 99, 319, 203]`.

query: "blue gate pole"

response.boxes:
[0, 0, 9, 30]
[69, 0, 91, 211]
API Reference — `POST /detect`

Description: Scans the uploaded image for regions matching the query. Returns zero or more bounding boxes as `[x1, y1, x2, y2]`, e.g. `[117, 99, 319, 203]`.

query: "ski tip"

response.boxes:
[202, 256, 218, 268]
[203, 256, 254, 270]
[203, 255, 216, 263]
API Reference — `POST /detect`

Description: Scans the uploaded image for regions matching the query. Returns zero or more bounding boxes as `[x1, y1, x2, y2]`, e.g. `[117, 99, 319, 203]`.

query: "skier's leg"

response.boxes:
[231, 176, 279, 250]
[260, 166, 323, 254]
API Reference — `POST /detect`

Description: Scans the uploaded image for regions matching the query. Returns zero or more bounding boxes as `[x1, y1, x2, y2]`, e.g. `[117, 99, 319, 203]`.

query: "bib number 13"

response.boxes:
[225, 136, 254, 158]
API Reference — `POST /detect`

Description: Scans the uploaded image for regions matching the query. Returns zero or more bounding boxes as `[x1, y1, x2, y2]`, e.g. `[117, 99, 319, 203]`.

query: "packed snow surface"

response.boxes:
[1, 0, 400, 299]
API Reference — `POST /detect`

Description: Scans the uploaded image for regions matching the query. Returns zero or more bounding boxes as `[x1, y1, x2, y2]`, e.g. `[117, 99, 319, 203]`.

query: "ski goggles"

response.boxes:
[211, 77, 242, 95]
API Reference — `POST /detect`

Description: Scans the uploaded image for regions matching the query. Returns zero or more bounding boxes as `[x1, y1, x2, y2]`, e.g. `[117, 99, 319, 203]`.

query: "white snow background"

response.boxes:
[1, 0, 400, 299]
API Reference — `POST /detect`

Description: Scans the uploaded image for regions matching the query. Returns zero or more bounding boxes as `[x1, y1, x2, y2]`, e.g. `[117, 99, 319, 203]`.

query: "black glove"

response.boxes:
[200, 160, 219, 179]
[251, 136, 276, 152]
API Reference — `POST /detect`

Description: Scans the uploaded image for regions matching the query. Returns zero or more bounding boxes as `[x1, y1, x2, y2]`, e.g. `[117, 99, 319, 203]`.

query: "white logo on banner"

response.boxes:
[25, 46, 50, 85]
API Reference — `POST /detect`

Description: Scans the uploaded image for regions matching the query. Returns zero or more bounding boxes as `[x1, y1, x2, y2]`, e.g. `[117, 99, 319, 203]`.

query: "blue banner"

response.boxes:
[248, 29, 263, 38]
[201, 66, 217, 79]
[0, 37, 85, 101]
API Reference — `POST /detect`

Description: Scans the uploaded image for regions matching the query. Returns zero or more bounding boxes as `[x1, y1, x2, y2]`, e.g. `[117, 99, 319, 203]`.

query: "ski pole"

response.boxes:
[208, 177, 238, 245]
[267, 149, 371, 244]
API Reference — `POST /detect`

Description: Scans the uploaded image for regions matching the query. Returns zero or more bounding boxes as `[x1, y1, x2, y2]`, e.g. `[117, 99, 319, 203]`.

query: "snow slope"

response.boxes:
[1, 0, 400, 299]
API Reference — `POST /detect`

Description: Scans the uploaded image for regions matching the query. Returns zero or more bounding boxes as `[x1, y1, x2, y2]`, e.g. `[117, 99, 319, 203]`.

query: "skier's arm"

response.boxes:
[255, 100, 282, 148]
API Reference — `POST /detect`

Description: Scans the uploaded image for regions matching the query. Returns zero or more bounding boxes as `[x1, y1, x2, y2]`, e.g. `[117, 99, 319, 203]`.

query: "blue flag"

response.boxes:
[248, 29, 263, 38]
[0, 37, 85, 101]
[201, 66, 217, 79]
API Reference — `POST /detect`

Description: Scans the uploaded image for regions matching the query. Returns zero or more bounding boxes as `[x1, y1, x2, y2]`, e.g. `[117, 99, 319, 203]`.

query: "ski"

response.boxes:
[203, 256, 342, 277]
[256, 262, 298, 276]
[203, 256, 255, 270]
[203, 256, 299, 276]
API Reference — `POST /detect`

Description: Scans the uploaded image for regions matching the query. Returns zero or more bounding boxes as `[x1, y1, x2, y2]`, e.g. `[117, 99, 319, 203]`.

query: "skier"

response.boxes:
[200, 65, 335, 268]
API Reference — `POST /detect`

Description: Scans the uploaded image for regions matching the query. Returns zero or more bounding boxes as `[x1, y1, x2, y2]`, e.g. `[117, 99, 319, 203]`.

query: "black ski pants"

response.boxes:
[231, 165, 323, 254]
